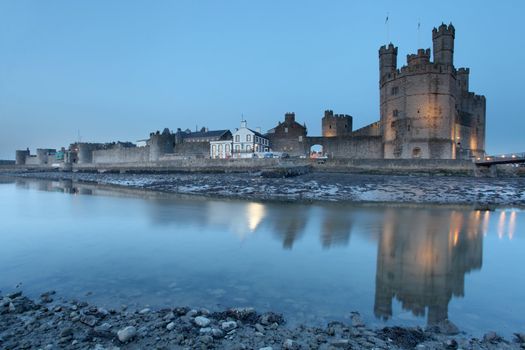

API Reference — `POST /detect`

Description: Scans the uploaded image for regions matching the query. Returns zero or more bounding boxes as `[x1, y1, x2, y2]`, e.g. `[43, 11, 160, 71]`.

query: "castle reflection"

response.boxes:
[374, 209, 484, 325]
[13, 178, 521, 326]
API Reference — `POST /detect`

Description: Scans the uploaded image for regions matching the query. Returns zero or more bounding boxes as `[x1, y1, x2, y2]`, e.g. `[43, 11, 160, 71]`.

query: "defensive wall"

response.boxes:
[67, 158, 477, 176]
[305, 136, 383, 159]
[92, 147, 150, 164]
[6, 158, 524, 177]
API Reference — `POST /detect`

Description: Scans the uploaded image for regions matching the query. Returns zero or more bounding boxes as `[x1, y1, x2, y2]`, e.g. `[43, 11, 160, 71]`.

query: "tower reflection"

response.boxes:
[374, 209, 484, 325]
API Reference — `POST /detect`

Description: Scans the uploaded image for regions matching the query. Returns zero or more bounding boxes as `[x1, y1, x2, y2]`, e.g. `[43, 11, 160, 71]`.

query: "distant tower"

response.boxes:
[379, 43, 398, 80]
[432, 23, 455, 65]
[322, 110, 353, 137]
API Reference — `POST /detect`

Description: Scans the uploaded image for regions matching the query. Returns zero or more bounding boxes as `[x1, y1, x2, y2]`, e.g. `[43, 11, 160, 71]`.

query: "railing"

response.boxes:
[475, 152, 525, 165]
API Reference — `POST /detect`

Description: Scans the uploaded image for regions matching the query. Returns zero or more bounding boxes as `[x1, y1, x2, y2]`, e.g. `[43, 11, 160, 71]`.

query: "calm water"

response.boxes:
[0, 178, 524, 336]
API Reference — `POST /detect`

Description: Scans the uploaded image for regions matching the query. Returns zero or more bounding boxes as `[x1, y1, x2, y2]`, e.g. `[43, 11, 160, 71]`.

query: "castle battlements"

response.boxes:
[432, 23, 455, 39]
[407, 48, 431, 66]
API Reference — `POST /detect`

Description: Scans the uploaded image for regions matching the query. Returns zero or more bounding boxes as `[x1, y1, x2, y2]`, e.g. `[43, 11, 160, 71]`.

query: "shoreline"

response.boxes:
[2, 170, 525, 208]
[1, 290, 523, 350]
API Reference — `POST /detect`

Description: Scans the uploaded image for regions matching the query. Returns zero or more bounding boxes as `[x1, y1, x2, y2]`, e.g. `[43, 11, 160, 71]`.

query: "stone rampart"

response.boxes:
[92, 147, 149, 164]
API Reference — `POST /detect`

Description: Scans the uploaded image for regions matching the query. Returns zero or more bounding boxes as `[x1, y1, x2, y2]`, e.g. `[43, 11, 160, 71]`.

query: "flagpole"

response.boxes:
[385, 13, 390, 43]
[417, 18, 421, 48]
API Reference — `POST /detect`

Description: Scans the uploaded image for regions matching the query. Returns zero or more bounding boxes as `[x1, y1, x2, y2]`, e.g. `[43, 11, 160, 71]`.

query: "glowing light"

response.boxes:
[246, 202, 266, 232]
[482, 210, 490, 236]
[497, 211, 506, 239]
[512, 155, 517, 158]
[509, 211, 517, 240]
[501, 155, 506, 158]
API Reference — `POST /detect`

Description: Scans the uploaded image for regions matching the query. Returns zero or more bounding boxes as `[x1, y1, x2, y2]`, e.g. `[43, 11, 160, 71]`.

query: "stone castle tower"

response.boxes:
[322, 110, 353, 137]
[379, 23, 486, 159]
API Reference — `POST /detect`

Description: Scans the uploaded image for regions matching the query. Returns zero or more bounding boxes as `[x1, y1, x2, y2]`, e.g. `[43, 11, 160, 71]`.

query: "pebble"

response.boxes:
[139, 308, 151, 314]
[283, 338, 299, 350]
[483, 331, 500, 342]
[117, 326, 137, 343]
[211, 328, 225, 338]
[194, 316, 211, 327]
[259, 347, 273, 350]
[350, 312, 365, 327]
[166, 321, 176, 331]
[221, 321, 237, 331]
[255, 323, 265, 333]
[94, 322, 112, 332]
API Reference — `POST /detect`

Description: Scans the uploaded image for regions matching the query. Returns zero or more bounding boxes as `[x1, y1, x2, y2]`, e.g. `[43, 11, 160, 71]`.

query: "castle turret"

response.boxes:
[432, 23, 455, 65]
[15, 150, 29, 165]
[457, 68, 470, 92]
[149, 128, 175, 161]
[322, 110, 353, 137]
[379, 43, 398, 80]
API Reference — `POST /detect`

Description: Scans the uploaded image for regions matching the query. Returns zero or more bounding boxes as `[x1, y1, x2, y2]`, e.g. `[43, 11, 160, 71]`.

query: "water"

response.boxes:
[0, 178, 524, 336]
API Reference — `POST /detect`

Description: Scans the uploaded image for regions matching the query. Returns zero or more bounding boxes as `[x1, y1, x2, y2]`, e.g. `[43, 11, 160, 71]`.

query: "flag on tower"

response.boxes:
[385, 14, 389, 24]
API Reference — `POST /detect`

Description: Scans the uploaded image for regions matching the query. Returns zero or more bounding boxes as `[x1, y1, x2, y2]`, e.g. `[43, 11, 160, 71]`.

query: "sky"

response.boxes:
[0, 0, 524, 159]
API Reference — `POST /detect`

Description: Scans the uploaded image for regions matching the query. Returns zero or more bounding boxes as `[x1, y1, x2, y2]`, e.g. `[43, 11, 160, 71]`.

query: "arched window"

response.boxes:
[246, 134, 251, 142]
[235, 135, 240, 142]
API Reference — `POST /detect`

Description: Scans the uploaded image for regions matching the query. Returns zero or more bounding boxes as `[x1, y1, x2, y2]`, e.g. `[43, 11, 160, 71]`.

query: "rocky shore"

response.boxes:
[1, 291, 524, 350]
[2, 170, 525, 207]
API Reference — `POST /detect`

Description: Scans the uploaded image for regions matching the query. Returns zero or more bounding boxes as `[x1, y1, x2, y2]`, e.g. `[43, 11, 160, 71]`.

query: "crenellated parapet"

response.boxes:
[407, 48, 431, 66]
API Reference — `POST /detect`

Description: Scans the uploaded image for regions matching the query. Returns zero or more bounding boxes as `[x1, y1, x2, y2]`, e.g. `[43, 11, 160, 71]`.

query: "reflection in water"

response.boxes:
[319, 207, 354, 248]
[497, 210, 518, 240]
[374, 209, 484, 325]
[7, 178, 523, 330]
[266, 205, 309, 249]
[247, 203, 266, 233]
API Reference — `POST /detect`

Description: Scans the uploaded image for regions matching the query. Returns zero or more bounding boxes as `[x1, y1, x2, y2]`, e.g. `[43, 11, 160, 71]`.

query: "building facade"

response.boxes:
[379, 24, 486, 159]
[232, 120, 270, 158]
[266, 112, 307, 156]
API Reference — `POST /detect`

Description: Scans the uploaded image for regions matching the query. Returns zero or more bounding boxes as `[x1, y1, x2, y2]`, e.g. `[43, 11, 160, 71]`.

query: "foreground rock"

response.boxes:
[0, 291, 523, 349]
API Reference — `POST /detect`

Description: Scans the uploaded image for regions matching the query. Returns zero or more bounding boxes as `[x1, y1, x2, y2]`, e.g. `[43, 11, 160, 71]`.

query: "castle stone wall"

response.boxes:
[306, 136, 383, 159]
[173, 142, 210, 158]
[93, 147, 150, 164]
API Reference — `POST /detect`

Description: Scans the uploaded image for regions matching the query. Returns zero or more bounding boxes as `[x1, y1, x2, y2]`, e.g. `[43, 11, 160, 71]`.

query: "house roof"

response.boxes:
[180, 129, 231, 139]
[247, 128, 268, 139]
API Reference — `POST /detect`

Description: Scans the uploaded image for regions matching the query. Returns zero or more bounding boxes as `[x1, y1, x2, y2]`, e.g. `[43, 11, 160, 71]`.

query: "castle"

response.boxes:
[15, 23, 486, 166]
[379, 23, 485, 159]
[269, 23, 486, 160]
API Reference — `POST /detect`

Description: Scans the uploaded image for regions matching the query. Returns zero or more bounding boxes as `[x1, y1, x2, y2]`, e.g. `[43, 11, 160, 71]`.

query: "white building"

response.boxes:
[210, 139, 233, 159]
[209, 120, 270, 159]
[232, 120, 270, 158]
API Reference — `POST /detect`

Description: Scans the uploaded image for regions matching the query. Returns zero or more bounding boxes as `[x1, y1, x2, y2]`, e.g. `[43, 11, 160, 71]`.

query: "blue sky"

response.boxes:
[0, 0, 523, 159]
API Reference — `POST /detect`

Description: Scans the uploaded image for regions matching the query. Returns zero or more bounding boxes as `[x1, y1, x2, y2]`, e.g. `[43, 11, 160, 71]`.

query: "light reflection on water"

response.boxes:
[0, 178, 523, 336]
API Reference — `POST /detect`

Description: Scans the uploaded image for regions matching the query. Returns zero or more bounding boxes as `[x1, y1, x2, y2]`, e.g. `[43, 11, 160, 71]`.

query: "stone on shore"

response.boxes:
[194, 316, 211, 327]
[117, 326, 137, 343]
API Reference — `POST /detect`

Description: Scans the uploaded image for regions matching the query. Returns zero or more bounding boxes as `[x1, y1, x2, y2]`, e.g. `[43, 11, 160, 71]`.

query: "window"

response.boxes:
[235, 145, 240, 151]
[391, 86, 399, 95]
[412, 147, 422, 158]
[246, 145, 251, 151]
[235, 135, 240, 142]
[298, 136, 303, 142]
[285, 127, 288, 133]
[226, 144, 230, 151]
[393, 109, 399, 117]
[246, 134, 251, 142]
